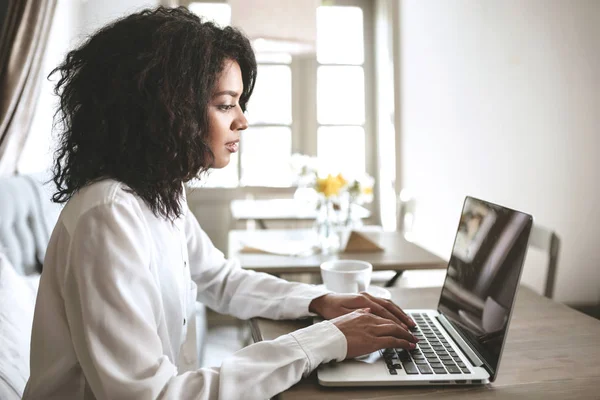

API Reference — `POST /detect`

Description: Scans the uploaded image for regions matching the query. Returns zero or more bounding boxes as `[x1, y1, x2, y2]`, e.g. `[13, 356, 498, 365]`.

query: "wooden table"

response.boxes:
[228, 229, 446, 274]
[230, 198, 370, 229]
[250, 286, 600, 399]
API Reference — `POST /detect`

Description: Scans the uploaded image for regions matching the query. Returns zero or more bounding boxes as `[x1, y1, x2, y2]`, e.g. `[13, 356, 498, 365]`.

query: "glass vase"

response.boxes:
[315, 196, 341, 253]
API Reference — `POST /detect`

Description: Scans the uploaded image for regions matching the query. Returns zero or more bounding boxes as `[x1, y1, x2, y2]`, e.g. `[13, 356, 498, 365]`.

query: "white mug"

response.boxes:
[320, 260, 373, 294]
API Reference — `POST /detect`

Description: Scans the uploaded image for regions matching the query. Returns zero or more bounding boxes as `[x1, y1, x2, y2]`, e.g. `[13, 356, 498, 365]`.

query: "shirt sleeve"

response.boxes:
[62, 198, 346, 400]
[184, 208, 332, 320]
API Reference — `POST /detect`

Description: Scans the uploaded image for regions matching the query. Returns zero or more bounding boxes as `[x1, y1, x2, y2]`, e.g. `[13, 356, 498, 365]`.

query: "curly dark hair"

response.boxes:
[50, 6, 256, 219]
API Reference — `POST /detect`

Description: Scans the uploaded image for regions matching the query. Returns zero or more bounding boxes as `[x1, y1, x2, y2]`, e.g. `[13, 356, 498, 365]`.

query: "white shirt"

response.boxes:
[23, 180, 347, 400]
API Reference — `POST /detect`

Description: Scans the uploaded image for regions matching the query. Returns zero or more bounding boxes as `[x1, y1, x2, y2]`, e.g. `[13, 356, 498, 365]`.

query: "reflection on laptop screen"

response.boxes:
[438, 196, 532, 381]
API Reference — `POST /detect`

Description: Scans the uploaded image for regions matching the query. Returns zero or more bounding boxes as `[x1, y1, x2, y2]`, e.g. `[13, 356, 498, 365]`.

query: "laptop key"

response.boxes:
[414, 359, 428, 364]
[389, 369, 398, 375]
[446, 366, 462, 374]
[442, 360, 457, 366]
[457, 362, 467, 368]
[430, 362, 444, 369]
[461, 368, 471, 374]
[433, 368, 447, 374]
[417, 364, 433, 374]
[402, 361, 419, 374]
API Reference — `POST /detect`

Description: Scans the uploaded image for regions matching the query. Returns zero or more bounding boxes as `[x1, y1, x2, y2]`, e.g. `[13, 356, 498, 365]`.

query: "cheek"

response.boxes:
[207, 113, 230, 144]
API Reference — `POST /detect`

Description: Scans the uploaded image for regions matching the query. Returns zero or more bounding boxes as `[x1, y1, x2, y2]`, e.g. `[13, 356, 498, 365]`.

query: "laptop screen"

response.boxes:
[437, 196, 532, 381]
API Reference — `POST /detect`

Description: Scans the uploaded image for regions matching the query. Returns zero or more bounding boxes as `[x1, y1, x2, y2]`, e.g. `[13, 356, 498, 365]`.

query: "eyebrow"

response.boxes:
[213, 90, 239, 97]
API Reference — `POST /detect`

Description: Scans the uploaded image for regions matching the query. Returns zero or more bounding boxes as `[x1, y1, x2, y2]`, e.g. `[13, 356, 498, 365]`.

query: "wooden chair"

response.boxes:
[527, 224, 560, 299]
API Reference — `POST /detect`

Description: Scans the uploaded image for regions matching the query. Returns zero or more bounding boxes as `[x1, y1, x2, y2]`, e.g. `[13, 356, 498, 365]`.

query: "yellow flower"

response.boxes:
[316, 174, 347, 198]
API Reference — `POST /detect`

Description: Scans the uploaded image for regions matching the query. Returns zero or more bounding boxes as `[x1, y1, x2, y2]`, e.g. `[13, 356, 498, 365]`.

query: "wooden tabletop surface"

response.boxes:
[228, 229, 447, 274]
[250, 286, 600, 399]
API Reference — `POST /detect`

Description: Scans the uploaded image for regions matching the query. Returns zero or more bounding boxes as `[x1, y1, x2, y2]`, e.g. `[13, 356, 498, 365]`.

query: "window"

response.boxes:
[316, 5, 366, 179]
[241, 60, 293, 186]
[187, 1, 371, 187]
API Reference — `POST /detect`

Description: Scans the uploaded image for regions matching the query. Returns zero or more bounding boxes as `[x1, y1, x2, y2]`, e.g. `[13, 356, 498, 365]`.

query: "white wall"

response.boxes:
[398, 0, 600, 304]
[79, 0, 160, 37]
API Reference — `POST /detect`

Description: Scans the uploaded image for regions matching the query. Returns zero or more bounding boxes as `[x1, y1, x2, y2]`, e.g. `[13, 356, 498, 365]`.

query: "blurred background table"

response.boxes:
[227, 228, 446, 275]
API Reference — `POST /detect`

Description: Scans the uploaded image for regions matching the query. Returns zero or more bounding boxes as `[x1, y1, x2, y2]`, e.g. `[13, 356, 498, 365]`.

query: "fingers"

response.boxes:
[371, 323, 418, 343]
[377, 336, 416, 351]
[361, 292, 416, 328]
[365, 301, 408, 329]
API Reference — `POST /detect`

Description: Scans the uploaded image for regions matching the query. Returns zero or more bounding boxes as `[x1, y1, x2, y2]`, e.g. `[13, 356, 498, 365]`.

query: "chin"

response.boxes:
[212, 155, 230, 169]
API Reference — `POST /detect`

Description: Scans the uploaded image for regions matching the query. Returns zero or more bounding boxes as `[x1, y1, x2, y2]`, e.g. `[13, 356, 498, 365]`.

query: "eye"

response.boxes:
[217, 104, 236, 111]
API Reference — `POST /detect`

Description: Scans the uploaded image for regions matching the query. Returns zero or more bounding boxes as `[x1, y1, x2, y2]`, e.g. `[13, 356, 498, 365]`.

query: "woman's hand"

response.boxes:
[330, 308, 419, 359]
[309, 292, 417, 330]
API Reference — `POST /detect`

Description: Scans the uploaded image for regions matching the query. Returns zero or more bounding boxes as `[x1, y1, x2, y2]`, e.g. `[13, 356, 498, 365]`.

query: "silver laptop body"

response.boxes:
[318, 196, 533, 386]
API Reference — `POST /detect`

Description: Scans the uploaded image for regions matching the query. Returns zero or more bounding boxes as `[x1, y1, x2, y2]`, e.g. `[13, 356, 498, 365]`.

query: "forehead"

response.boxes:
[215, 59, 243, 90]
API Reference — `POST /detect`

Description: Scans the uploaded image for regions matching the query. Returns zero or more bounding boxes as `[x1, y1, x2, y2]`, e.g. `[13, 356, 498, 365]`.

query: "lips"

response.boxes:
[225, 141, 239, 153]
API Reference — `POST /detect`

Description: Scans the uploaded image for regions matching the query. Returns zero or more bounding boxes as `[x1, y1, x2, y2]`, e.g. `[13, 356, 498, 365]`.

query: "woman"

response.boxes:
[24, 6, 417, 400]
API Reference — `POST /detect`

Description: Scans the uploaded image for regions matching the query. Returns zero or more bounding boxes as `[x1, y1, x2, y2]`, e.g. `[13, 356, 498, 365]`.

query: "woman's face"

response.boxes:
[207, 59, 248, 169]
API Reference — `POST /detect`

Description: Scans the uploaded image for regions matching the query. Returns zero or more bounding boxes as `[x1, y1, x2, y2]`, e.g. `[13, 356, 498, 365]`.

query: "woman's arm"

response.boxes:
[62, 199, 346, 399]
[184, 208, 331, 320]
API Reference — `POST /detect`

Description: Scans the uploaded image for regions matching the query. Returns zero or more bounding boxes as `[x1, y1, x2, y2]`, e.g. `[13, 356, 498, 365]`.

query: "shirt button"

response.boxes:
[184, 261, 187, 268]
[183, 318, 187, 325]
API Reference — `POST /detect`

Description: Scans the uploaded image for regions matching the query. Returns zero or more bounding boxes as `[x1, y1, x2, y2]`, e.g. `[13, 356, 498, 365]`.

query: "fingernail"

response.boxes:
[409, 343, 416, 349]
[413, 336, 419, 343]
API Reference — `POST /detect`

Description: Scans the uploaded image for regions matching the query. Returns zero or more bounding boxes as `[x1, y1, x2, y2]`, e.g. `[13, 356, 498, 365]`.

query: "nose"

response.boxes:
[232, 108, 248, 132]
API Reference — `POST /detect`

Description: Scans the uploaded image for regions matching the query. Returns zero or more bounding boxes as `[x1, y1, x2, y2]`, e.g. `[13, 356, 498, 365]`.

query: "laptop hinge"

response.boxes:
[436, 314, 484, 368]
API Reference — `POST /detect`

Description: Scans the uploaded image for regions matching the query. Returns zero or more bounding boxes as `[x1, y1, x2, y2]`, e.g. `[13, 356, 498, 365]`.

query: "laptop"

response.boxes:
[318, 196, 533, 386]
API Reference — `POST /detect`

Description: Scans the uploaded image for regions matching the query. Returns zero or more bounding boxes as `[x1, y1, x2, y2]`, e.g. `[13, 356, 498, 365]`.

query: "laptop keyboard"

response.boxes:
[381, 313, 471, 376]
